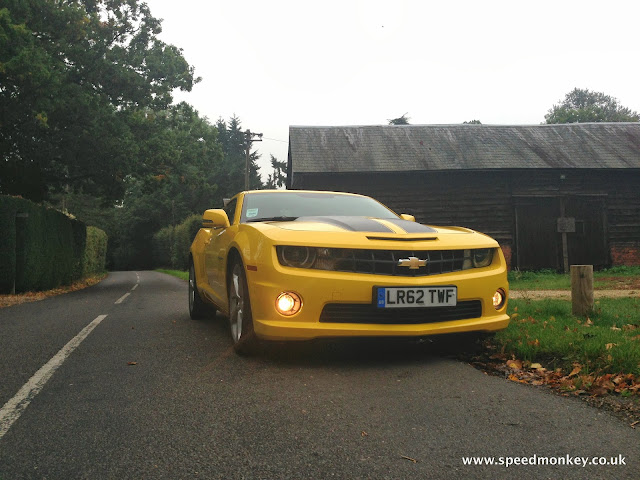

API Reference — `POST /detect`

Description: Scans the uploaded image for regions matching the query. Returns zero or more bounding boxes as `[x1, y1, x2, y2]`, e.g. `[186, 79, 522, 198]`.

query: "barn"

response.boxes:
[286, 123, 640, 271]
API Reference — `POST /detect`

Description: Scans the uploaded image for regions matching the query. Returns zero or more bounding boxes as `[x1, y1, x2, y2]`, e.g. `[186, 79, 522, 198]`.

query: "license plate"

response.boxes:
[376, 286, 457, 308]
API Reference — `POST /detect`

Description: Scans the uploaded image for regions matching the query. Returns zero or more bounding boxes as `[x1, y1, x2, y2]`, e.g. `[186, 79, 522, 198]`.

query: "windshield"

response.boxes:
[241, 192, 399, 223]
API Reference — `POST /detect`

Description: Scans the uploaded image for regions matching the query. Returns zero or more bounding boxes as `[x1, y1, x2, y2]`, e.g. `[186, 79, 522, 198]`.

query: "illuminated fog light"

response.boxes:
[276, 292, 302, 316]
[493, 289, 506, 310]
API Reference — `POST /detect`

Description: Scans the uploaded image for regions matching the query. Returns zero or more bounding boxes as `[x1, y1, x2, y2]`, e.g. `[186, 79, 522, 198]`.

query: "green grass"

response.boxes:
[508, 266, 640, 290]
[495, 297, 640, 375]
[157, 269, 188, 281]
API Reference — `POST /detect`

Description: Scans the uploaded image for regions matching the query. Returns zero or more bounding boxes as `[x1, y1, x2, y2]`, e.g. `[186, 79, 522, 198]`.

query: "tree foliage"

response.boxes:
[0, 0, 198, 201]
[215, 116, 262, 195]
[388, 113, 410, 125]
[545, 88, 639, 124]
[1, 1, 267, 270]
[89, 104, 225, 269]
[265, 155, 287, 189]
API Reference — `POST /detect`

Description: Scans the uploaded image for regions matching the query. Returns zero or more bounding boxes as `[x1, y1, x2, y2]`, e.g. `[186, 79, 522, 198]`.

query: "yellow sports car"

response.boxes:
[189, 190, 509, 354]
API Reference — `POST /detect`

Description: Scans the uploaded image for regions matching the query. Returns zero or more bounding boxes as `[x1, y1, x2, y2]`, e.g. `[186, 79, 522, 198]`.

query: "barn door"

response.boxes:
[514, 197, 560, 270]
[514, 196, 608, 271]
[565, 196, 608, 269]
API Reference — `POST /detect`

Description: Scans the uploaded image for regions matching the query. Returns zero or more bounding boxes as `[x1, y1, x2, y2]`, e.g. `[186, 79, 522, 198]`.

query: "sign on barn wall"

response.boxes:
[557, 217, 576, 233]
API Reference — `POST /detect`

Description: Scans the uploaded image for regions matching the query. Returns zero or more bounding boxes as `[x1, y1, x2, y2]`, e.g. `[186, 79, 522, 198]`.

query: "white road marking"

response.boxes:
[131, 284, 138, 291]
[0, 314, 108, 439]
[115, 293, 130, 304]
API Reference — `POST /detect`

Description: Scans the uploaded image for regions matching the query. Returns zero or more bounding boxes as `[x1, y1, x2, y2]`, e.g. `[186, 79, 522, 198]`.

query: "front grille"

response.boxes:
[328, 249, 465, 277]
[319, 300, 482, 324]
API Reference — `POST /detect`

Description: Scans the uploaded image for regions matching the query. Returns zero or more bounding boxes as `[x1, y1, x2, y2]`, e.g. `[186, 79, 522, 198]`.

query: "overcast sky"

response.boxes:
[142, 0, 640, 180]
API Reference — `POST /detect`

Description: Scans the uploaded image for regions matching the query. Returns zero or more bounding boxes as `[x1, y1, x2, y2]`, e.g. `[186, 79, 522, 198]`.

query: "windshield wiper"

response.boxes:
[246, 216, 299, 223]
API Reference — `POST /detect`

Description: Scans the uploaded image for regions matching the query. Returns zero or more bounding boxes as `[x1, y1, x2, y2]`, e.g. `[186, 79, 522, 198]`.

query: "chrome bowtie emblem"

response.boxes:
[398, 256, 427, 269]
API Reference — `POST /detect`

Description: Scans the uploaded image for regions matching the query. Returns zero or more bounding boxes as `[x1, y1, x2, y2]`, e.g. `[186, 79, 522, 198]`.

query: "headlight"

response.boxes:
[276, 246, 351, 270]
[277, 246, 317, 268]
[472, 248, 493, 268]
[275, 291, 303, 316]
[493, 289, 507, 309]
[463, 248, 495, 269]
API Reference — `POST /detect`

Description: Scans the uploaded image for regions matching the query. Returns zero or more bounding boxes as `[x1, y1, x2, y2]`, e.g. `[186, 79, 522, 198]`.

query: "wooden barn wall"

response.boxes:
[291, 171, 512, 242]
[290, 169, 640, 267]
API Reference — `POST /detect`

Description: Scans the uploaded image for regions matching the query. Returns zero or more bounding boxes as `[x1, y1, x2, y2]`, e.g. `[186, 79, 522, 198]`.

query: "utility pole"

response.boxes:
[244, 129, 263, 190]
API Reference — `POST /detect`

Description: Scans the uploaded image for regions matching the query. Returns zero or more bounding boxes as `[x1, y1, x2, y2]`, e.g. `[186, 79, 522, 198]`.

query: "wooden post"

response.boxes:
[571, 265, 594, 316]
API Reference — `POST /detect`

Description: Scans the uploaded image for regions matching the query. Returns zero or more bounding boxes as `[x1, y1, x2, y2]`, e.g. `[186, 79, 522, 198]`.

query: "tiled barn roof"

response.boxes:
[288, 123, 640, 173]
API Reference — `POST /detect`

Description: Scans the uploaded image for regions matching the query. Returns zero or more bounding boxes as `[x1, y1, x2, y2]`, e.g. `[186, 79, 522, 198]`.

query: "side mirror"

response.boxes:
[202, 209, 230, 229]
[400, 214, 416, 222]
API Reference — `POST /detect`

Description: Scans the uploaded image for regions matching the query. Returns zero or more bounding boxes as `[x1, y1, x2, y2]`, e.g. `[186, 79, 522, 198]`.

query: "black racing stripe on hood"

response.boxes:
[384, 218, 437, 233]
[295, 216, 394, 233]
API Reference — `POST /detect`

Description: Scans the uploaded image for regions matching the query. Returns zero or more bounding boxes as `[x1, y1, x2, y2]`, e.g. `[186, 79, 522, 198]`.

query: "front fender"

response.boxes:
[190, 228, 211, 287]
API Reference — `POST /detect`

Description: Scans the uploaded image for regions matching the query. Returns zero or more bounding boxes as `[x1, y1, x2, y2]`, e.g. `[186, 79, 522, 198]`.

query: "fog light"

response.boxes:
[493, 289, 506, 310]
[276, 292, 302, 316]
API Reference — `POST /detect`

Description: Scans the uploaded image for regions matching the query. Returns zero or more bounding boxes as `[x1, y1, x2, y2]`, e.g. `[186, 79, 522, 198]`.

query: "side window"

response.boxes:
[224, 198, 238, 225]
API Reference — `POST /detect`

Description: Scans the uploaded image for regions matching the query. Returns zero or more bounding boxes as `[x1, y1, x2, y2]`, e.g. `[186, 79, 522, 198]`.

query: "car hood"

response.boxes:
[245, 216, 498, 249]
[269, 216, 437, 234]
[245, 216, 495, 243]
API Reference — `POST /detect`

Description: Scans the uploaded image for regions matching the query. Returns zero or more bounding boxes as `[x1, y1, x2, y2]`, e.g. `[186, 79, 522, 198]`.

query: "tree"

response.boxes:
[62, 102, 225, 269]
[545, 88, 639, 124]
[463, 120, 482, 124]
[0, 1, 199, 202]
[388, 113, 411, 125]
[264, 155, 287, 189]
[215, 116, 263, 196]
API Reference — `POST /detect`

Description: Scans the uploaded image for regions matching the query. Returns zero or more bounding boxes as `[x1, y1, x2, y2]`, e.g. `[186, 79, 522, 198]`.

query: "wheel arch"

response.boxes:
[226, 247, 243, 290]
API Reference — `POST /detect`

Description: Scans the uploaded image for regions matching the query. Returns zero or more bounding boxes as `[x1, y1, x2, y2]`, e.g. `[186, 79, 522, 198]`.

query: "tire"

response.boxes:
[228, 262, 259, 355]
[189, 260, 211, 320]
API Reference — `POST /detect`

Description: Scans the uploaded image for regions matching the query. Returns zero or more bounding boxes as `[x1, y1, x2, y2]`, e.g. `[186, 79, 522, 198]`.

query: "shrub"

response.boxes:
[83, 226, 108, 276]
[152, 213, 202, 270]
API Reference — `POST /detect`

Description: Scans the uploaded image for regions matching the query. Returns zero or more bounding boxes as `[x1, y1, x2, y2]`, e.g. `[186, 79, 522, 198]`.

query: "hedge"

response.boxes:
[83, 226, 108, 277]
[152, 213, 201, 270]
[0, 196, 107, 294]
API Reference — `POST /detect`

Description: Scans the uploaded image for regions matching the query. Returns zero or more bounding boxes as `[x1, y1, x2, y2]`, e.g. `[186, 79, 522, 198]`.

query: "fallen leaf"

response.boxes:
[361, 431, 368, 437]
[508, 374, 528, 384]
[506, 359, 522, 370]
[589, 387, 609, 397]
[605, 343, 617, 350]
[127, 361, 138, 366]
[530, 363, 543, 370]
[567, 366, 582, 377]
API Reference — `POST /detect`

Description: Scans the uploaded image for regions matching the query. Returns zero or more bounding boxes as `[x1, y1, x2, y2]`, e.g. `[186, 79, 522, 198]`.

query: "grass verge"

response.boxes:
[497, 298, 640, 376]
[469, 296, 640, 424]
[508, 266, 640, 291]
[156, 269, 188, 281]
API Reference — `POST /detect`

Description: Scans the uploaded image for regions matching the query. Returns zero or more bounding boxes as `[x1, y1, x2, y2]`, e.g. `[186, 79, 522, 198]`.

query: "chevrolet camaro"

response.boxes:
[189, 190, 509, 354]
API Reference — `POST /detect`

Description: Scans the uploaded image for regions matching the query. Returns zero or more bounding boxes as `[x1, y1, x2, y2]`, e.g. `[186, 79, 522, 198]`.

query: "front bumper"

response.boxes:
[246, 261, 510, 341]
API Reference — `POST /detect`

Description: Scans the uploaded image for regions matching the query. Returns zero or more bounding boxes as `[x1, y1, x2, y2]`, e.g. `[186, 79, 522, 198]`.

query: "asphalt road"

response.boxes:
[0, 271, 638, 480]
